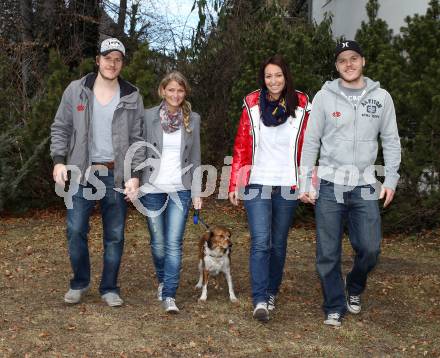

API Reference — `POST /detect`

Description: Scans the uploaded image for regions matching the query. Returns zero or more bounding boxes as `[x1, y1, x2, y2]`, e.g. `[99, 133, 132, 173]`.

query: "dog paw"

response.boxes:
[198, 297, 207, 302]
[230, 296, 238, 303]
[195, 283, 203, 289]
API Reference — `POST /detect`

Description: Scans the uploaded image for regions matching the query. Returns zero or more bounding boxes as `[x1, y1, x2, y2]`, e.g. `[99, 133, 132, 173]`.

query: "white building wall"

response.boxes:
[311, 0, 430, 39]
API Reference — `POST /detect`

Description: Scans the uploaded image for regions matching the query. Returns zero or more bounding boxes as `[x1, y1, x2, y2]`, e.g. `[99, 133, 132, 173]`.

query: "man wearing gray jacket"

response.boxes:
[50, 38, 144, 307]
[299, 40, 401, 326]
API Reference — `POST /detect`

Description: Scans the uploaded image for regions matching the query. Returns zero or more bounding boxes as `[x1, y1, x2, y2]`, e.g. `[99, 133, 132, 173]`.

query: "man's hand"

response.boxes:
[193, 197, 202, 210]
[124, 177, 139, 202]
[53, 164, 68, 186]
[299, 191, 317, 205]
[379, 186, 395, 208]
[228, 191, 240, 206]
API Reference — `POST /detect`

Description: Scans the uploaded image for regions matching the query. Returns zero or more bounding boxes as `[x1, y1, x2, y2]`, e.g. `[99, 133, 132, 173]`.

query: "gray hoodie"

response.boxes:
[50, 73, 145, 188]
[299, 77, 401, 191]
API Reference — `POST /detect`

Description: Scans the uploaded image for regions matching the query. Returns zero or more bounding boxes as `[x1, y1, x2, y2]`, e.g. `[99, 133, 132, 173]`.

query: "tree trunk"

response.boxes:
[129, 1, 139, 39]
[118, 0, 127, 36]
[19, 0, 33, 42]
[19, 0, 33, 115]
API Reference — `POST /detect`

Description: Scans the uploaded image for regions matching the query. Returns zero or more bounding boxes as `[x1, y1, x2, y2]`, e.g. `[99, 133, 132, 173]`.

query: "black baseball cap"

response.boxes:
[335, 40, 363, 60]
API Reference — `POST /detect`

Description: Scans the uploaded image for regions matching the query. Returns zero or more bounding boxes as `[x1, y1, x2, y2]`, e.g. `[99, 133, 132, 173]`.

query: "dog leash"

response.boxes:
[193, 209, 210, 230]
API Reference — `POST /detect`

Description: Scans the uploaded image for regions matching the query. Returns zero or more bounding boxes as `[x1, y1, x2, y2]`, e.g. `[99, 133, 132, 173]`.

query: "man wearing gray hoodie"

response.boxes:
[299, 40, 401, 326]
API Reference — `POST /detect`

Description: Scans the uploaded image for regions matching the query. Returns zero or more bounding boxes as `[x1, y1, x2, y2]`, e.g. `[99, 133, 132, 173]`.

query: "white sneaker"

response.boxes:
[162, 297, 179, 313]
[253, 302, 269, 322]
[157, 283, 164, 301]
[101, 292, 124, 307]
[324, 312, 342, 327]
[64, 286, 89, 304]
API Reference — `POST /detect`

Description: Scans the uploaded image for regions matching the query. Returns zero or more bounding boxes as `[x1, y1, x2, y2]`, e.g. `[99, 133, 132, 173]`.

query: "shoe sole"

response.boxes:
[253, 308, 269, 322]
[102, 298, 123, 307]
[347, 305, 361, 314]
[64, 298, 80, 304]
[165, 308, 179, 314]
[104, 301, 123, 307]
[324, 319, 341, 327]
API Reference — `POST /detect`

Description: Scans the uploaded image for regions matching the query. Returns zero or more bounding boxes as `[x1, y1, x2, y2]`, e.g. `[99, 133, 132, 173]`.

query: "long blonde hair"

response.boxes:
[158, 71, 192, 132]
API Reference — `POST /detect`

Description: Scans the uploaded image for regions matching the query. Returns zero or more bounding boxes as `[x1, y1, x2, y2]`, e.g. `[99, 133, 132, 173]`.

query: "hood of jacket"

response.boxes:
[80, 73, 139, 103]
[322, 76, 380, 98]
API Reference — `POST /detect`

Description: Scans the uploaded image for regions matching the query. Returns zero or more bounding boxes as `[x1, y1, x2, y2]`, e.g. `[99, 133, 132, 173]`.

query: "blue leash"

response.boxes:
[193, 209, 210, 230]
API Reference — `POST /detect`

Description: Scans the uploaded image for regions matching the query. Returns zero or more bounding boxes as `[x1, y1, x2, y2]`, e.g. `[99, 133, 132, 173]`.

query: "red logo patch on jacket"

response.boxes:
[332, 111, 341, 118]
[77, 104, 85, 112]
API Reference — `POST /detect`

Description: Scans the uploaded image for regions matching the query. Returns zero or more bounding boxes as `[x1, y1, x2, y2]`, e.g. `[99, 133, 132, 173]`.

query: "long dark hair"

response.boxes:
[258, 54, 298, 116]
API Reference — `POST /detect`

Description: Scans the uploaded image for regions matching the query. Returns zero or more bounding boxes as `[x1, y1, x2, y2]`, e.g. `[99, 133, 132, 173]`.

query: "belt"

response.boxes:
[92, 161, 115, 169]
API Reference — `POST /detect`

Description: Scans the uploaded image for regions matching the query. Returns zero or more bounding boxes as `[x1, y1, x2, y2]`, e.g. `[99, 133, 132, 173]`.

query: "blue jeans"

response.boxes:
[67, 169, 127, 295]
[243, 184, 299, 306]
[140, 190, 192, 298]
[315, 179, 382, 315]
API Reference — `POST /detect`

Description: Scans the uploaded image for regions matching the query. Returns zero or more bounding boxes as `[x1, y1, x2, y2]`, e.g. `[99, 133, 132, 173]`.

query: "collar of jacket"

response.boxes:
[323, 76, 380, 98]
[244, 88, 310, 112]
[82, 73, 138, 99]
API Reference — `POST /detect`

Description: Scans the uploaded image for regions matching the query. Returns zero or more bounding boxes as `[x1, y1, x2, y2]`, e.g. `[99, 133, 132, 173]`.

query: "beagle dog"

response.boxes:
[195, 226, 237, 302]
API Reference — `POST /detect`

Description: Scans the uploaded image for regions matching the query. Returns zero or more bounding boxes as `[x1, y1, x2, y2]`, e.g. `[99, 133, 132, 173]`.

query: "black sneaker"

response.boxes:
[324, 312, 342, 327]
[345, 277, 362, 314]
[346, 293, 361, 314]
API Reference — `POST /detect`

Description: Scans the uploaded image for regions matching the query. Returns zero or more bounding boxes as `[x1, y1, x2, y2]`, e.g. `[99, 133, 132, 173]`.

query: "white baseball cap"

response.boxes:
[100, 38, 125, 57]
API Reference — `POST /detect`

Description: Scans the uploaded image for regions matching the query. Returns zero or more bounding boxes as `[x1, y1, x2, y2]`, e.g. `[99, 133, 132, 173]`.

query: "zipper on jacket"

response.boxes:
[68, 129, 76, 158]
[339, 89, 367, 186]
[81, 88, 93, 183]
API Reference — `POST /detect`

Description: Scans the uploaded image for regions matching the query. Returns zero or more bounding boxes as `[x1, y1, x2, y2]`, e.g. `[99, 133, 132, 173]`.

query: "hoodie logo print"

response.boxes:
[332, 111, 341, 118]
[77, 104, 85, 112]
[367, 105, 377, 114]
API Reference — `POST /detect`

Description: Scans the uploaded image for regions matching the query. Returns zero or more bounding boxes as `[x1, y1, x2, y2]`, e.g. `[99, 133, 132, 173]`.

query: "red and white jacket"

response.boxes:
[228, 89, 311, 193]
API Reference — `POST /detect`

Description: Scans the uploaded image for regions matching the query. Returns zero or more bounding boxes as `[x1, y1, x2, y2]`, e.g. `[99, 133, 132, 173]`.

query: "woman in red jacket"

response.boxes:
[229, 54, 310, 322]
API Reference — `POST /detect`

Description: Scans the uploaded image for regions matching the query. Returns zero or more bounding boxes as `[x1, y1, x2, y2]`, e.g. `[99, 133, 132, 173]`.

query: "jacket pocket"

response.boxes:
[356, 140, 378, 171]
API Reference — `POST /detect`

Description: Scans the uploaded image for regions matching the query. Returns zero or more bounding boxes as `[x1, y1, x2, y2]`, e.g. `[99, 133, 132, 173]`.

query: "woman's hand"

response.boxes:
[193, 197, 202, 210]
[124, 178, 139, 202]
[228, 191, 240, 206]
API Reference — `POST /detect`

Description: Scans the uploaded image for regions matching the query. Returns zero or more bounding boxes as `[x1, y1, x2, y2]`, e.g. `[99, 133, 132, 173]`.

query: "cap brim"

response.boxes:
[335, 49, 363, 60]
[100, 50, 125, 57]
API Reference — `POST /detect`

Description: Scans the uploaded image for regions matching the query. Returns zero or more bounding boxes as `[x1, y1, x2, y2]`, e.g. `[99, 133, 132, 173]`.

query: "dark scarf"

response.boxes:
[259, 88, 289, 127]
[159, 101, 183, 133]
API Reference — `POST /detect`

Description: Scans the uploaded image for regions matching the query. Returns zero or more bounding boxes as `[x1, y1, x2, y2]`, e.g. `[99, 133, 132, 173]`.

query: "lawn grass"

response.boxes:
[1, 198, 439, 357]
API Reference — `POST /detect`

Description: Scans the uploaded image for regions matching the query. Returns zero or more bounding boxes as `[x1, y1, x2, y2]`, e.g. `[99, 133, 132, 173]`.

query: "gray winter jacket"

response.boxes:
[299, 77, 401, 191]
[141, 105, 201, 196]
[50, 73, 145, 188]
